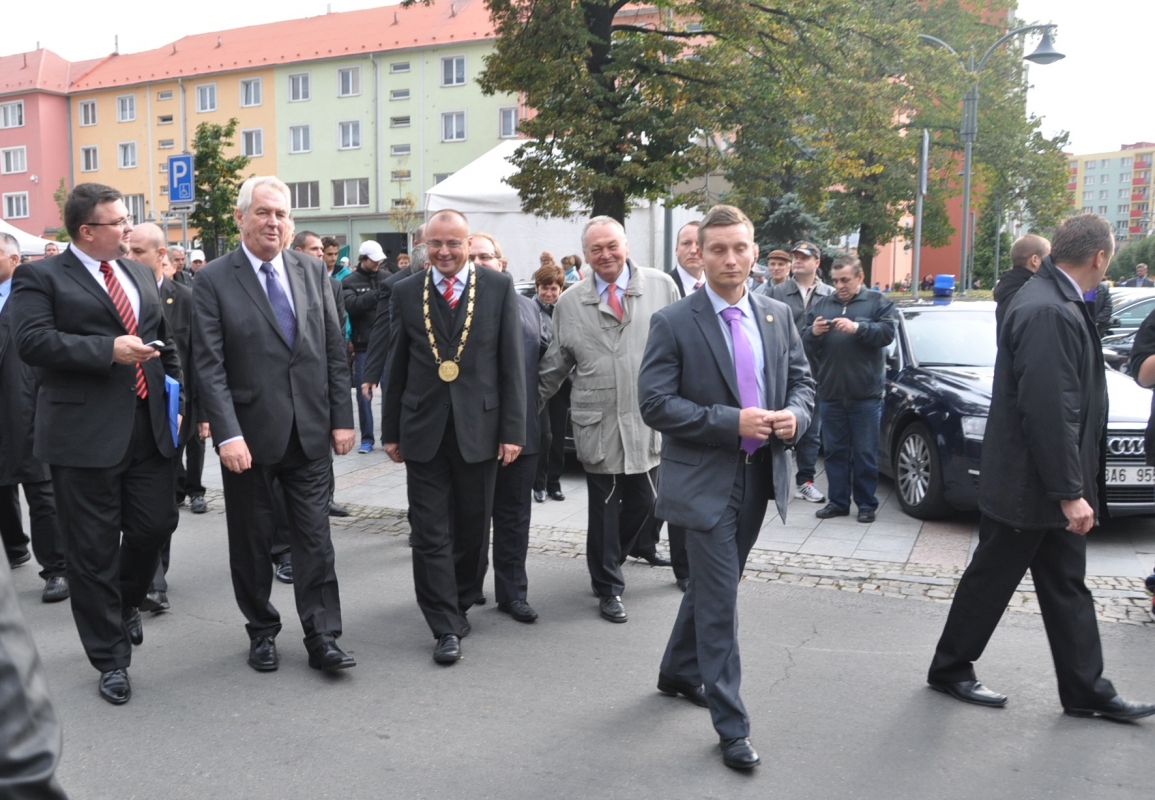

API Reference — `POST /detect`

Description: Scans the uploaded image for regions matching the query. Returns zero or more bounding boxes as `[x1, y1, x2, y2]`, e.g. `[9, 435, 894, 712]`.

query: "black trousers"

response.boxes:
[270, 476, 292, 564]
[176, 421, 206, 502]
[585, 469, 656, 598]
[928, 515, 1117, 709]
[0, 481, 67, 580]
[406, 416, 496, 638]
[534, 382, 570, 494]
[52, 402, 176, 672]
[220, 424, 342, 651]
[660, 461, 770, 740]
[487, 452, 539, 605]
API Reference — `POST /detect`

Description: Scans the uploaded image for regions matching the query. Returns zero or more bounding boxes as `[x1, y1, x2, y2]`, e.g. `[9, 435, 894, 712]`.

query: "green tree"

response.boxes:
[189, 118, 250, 260]
[971, 196, 1012, 287]
[52, 178, 70, 241]
[1110, 235, 1155, 282]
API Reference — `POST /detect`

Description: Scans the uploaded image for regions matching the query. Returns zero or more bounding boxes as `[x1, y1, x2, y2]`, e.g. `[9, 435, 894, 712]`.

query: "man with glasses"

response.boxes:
[10, 183, 183, 705]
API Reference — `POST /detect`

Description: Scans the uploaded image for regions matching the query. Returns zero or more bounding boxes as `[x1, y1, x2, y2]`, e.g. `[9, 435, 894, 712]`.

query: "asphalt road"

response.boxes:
[11, 506, 1151, 800]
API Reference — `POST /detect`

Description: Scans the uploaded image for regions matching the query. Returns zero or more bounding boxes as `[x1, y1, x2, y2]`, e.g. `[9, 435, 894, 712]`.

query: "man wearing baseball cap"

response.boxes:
[188, 250, 206, 273]
[765, 250, 792, 288]
[343, 242, 387, 453]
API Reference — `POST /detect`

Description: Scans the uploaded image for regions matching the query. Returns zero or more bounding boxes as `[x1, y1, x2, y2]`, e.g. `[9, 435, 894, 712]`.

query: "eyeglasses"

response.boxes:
[426, 240, 466, 251]
[471, 253, 499, 262]
[83, 217, 132, 229]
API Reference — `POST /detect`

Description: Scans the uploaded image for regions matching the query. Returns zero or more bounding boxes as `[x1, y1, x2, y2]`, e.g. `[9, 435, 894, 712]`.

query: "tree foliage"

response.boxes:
[1109, 235, 1155, 282]
[189, 118, 250, 260]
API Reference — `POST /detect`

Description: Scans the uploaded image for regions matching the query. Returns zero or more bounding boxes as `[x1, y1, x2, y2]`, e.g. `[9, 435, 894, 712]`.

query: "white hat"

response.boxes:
[188, 249, 206, 262]
[358, 240, 385, 262]
[339, 256, 350, 267]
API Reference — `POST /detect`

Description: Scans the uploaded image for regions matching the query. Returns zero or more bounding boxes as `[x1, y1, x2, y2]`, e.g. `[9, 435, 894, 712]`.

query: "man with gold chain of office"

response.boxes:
[383, 209, 525, 665]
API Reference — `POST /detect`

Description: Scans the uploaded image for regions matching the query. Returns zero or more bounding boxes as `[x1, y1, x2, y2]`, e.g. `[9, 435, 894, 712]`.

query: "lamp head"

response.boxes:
[1024, 31, 1064, 65]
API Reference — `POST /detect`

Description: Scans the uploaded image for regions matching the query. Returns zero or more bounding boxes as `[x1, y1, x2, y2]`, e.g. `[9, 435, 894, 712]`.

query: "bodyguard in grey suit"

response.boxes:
[638, 205, 814, 770]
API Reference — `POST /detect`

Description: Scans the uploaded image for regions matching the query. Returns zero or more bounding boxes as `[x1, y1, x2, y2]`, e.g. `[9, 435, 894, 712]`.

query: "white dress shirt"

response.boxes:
[0, 277, 11, 318]
[704, 283, 767, 409]
[242, 243, 296, 316]
[675, 264, 705, 295]
[70, 243, 141, 322]
[593, 264, 631, 308]
[431, 261, 472, 304]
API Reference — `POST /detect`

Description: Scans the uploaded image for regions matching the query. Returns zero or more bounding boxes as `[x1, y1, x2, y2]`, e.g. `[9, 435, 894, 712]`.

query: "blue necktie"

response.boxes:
[260, 262, 297, 349]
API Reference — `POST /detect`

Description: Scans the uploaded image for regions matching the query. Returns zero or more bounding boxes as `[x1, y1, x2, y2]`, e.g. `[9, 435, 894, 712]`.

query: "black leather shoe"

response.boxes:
[8, 550, 31, 568]
[274, 560, 294, 584]
[140, 590, 170, 613]
[328, 501, 349, 517]
[497, 599, 539, 623]
[433, 634, 461, 664]
[248, 635, 279, 672]
[533, 490, 545, 503]
[190, 495, 208, 514]
[720, 737, 760, 769]
[657, 673, 708, 707]
[857, 508, 877, 523]
[123, 606, 143, 646]
[308, 642, 356, 672]
[1064, 695, 1155, 721]
[99, 668, 131, 705]
[42, 576, 70, 603]
[815, 504, 850, 519]
[548, 489, 566, 501]
[676, 577, 690, 593]
[928, 679, 1008, 708]
[640, 553, 673, 567]
[599, 595, 628, 623]
[475, 595, 487, 606]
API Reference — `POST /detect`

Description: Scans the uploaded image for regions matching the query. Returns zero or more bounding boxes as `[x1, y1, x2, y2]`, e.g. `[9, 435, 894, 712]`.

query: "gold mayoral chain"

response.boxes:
[423, 267, 477, 382]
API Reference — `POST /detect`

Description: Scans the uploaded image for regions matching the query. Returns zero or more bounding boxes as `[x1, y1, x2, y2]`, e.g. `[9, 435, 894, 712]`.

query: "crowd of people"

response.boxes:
[1, 178, 1154, 795]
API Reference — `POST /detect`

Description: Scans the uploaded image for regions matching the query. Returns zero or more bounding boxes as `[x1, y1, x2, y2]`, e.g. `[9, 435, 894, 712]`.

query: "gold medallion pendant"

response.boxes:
[423, 268, 477, 384]
[438, 361, 460, 382]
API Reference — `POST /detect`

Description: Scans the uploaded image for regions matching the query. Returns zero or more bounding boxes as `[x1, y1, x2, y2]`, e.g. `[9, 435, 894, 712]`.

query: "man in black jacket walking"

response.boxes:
[928, 213, 1154, 721]
[993, 234, 1049, 336]
[344, 241, 385, 453]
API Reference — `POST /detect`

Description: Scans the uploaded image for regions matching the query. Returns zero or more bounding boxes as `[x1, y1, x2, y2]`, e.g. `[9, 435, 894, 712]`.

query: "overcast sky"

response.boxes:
[7, 0, 1145, 156]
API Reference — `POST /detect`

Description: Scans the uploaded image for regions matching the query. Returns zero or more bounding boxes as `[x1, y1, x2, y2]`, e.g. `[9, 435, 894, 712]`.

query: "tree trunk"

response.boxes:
[591, 189, 627, 225]
[857, 222, 875, 286]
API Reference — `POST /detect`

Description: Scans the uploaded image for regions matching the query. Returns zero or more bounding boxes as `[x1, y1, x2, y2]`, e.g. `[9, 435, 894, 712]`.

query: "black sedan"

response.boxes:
[879, 299, 1155, 519]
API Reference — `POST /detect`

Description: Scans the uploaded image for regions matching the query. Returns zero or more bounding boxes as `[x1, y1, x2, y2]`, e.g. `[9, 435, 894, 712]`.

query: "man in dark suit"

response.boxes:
[11, 183, 182, 705]
[638, 204, 815, 769]
[0, 233, 68, 604]
[1120, 262, 1154, 287]
[193, 176, 356, 674]
[993, 234, 1049, 336]
[383, 210, 525, 664]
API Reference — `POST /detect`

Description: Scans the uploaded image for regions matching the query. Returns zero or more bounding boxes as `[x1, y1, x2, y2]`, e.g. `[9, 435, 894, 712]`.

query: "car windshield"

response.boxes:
[902, 310, 997, 367]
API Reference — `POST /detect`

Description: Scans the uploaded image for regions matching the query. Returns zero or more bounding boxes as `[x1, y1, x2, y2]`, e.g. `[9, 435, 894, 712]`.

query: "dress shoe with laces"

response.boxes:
[42, 576, 70, 603]
[248, 635, 279, 672]
[99, 668, 131, 705]
[548, 489, 566, 501]
[657, 673, 708, 707]
[928, 679, 1008, 708]
[533, 490, 545, 503]
[815, 504, 850, 519]
[274, 560, 294, 584]
[639, 552, 673, 567]
[140, 590, 170, 613]
[308, 642, 356, 672]
[720, 737, 760, 769]
[433, 634, 462, 664]
[190, 495, 207, 514]
[1064, 695, 1155, 721]
[599, 595, 628, 623]
[676, 578, 690, 593]
[328, 501, 349, 517]
[497, 599, 538, 622]
[857, 508, 877, 523]
[123, 606, 143, 646]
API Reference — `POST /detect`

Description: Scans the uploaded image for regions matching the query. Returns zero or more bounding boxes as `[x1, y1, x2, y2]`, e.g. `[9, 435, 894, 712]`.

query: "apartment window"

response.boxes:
[390, 144, 411, 156]
[433, 172, 451, 184]
[79, 100, 97, 126]
[441, 111, 466, 142]
[1, 147, 27, 175]
[338, 121, 361, 149]
[158, 139, 175, 150]
[441, 56, 465, 86]
[196, 84, 217, 112]
[289, 125, 311, 154]
[390, 89, 410, 101]
[118, 142, 137, 169]
[158, 163, 168, 173]
[288, 181, 320, 210]
[158, 114, 174, 125]
[338, 67, 361, 97]
[391, 170, 411, 181]
[160, 184, 168, 195]
[1085, 160, 1096, 169]
[499, 107, 519, 138]
[390, 62, 410, 74]
[1122, 157, 1134, 167]
[1119, 205, 1131, 213]
[1082, 206, 1092, 212]
[0, 101, 24, 129]
[1138, 203, 1151, 212]
[241, 128, 263, 157]
[81, 146, 99, 172]
[392, 198, 410, 208]
[117, 94, 136, 122]
[1084, 176, 1094, 185]
[1101, 175, 1110, 184]
[1139, 171, 1152, 181]
[3, 193, 29, 219]
[1082, 191, 1093, 200]
[333, 178, 369, 207]
[1099, 190, 1109, 199]
[289, 73, 310, 102]
[157, 90, 173, 101]
[1101, 158, 1111, 168]
[124, 194, 145, 224]
[390, 116, 410, 128]
[1068, 161, 1078, 170]
[1098, 205, 1108, 213]
[1120, 189, 1132, 198]
[240, 78, 262, 107]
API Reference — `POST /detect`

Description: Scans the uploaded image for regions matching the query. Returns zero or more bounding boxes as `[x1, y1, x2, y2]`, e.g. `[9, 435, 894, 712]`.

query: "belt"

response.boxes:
[744, 448, 767, 464]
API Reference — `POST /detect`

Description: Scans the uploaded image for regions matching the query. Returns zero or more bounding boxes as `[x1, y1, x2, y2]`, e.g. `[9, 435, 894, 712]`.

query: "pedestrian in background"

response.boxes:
[993, 234, 1049, 336]
[533, 264, 570, 506]
[344, 241, 386, 454]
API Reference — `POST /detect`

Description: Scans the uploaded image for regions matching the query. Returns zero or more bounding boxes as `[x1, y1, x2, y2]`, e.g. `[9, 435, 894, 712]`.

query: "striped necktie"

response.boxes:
[99, 262, 148, 400]
[443, 275, 458, 309]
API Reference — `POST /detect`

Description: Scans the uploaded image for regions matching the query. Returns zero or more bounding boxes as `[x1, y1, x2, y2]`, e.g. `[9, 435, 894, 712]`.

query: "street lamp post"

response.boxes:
[919, 25, 1063, 292]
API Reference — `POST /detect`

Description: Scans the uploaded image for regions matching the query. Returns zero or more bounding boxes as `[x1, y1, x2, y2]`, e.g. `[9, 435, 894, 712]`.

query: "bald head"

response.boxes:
[128, 222, 168, 280]
[1010, 234, 1050, 273]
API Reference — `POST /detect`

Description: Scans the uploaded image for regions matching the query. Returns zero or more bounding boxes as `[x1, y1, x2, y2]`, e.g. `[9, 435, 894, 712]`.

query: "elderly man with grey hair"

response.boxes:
[538, 216, 681, 623]
[169, 244, 192, 287]
[193, 175, 357, 674]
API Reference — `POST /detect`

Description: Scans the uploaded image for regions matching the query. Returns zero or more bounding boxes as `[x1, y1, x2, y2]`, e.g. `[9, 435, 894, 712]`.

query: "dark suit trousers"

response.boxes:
[660, 461, 768, 740]
[487, 452, 539, 605]
[534, 382, 570, 493]
[176, 412, 206, 501]
[406, 415, 496, 638]
[220, 424, 342, 650]
[51, 402, 177, 672]
[585, 469, 656, 597]
[928, 515, 1116, 708]
[0, 481, 67, 580]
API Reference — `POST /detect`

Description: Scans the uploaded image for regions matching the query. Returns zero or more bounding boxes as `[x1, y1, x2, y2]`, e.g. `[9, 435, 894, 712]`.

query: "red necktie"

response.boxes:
[443, 275, 458, 309]
[99, 262, 148, 400]
[606, 284, 623, 321]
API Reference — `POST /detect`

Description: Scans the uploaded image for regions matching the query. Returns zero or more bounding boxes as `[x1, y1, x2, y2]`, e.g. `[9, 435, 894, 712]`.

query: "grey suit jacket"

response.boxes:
[638, 288, 815, 530]
[192, 247, 353, 463]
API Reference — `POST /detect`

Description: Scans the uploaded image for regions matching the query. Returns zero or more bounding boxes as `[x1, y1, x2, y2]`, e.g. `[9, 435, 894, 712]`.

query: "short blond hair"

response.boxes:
[697, 205, 754, 248]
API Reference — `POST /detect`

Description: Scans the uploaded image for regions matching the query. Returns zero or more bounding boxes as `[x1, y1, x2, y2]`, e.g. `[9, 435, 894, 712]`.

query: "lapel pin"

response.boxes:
[166, 298, 174, 304]
[766, 314, 773, 322]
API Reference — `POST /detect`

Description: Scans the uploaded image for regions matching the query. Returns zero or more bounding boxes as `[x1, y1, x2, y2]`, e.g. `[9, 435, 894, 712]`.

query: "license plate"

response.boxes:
[1106, 465, 1155, 485]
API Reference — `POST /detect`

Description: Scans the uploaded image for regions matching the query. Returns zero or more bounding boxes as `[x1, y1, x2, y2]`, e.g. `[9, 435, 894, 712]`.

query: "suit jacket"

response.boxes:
[0, 293, 50, 484]
[383, 265, 526, 464]
[638, 288, 815, 529]
[192, 247, 353, 463]
[516, 293, 551, 456]
[330, 275, 347, 334]
[160, 277, 194, 445]
[667, 267, 696, 299]
[11, 250, 181, 469]
[363, 262, 424, 381]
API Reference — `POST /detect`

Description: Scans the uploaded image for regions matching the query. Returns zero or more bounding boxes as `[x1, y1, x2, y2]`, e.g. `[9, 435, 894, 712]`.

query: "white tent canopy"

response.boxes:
[425, 140, 698, 281]
[0, 218, 59, 256]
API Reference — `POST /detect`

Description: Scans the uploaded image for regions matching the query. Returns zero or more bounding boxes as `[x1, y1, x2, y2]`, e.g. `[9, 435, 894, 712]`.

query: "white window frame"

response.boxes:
[390, 144, 411, 156]
[332, 178, 370, 208]
[241, 128, 264, 157]
[1, 146, 27, 175]
[158, 139, 175, 150]
[289, 125, 311, 154]
[196, 83, 217, 113]
[0, 101, 24, 129]
[391, 170, 411, 182]
[1084, 160, 1096, 170]
[433, 172, 452, 184]
[79, 99, 97, 127]
[337, 67, 361, 97]
[390, 88, 410, 101]
[116, 94, 136, 122]
[240, 77, 262, 108]
[124, 194, 145, 225]
[441, 111, 466, 142]
[288, 73, 311, 102]
[338, 120, 362, 150]
[1122, 157, 1134, 167]
[390, 116, 410, 128]
[81, 146, 99, 172]
[390, 62, 410, 74]
[158, 114, 174, 125]
[1101, 175, 1110, 184]
[157, 90, 173, 101]
[3, 192, 29, 219]
[118, 141, 137, 169]
[288, 181, 320, 210]
[440, 55, 466, 87]
[499, 107, 519, 138]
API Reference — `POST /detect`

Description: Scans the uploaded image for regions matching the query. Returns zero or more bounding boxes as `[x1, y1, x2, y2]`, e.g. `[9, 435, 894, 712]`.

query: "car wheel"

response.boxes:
[894, 421, 951, 519]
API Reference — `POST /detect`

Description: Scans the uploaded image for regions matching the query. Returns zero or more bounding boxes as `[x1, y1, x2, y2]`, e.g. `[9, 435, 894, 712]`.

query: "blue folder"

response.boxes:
[164, 375, 180, 447]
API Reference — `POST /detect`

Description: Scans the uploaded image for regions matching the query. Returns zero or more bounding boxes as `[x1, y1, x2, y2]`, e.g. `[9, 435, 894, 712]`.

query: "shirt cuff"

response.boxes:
[217, 435, 244, 447]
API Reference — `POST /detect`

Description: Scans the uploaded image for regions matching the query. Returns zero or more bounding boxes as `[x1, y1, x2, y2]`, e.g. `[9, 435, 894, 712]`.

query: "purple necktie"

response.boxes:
[260, 262, 297, 350]
[720, 306, 760, 455]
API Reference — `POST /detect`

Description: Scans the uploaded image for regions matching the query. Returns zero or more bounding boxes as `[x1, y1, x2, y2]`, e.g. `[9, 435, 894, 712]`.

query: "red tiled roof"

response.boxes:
[69, 0, 495, 91]
[0, 49, 95, 97]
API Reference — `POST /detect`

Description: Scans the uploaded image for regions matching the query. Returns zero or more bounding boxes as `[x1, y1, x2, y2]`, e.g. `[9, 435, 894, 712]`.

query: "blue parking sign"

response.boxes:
[168, 154, 195, 203]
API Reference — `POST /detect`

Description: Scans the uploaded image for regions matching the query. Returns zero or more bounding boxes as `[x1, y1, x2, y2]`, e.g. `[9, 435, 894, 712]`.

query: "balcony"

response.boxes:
[1135, 177, 1148, 186]
[1136, 160, 1151, 170]
[1067, 182, 1077, 190]
[1130, 226, 1145, 234]
[1131, 209, 1143, 218]
[1134, 193, 1149, 201]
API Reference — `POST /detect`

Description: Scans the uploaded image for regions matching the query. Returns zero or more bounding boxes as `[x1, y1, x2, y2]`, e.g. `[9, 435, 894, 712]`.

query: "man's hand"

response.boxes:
[738, 408, 774, 441]
[112, 335, 160, 365]
[1060, 498, 1095, 535]
[498, 443, 522, 466]
[331, 428, 356, 455]
[810, 316, 831, 336]
[767, 409, 797, 440]
[219, 439, 252, 473]
[361, 382, 377, 400]
[198, 422, 211, 441]
[385, 442, 403, 463]
[831, 317, 859, 334]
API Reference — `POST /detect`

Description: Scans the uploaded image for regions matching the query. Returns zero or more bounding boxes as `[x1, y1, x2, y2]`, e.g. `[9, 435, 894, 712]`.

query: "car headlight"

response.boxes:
[961, 416, 987, 441]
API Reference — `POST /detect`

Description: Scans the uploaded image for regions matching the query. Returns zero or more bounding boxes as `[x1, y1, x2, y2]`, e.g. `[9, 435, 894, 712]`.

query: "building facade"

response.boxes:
[1067, 141, 1155, 245]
